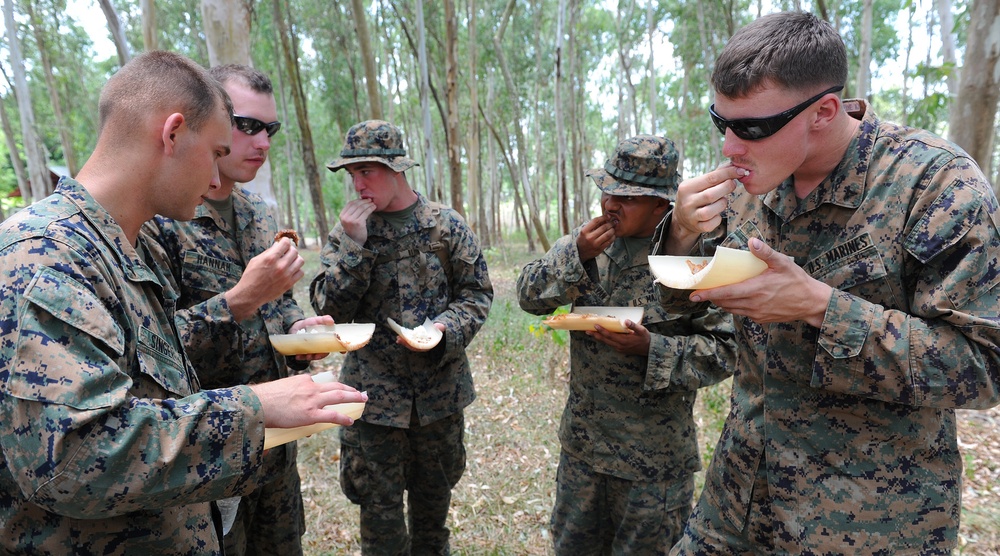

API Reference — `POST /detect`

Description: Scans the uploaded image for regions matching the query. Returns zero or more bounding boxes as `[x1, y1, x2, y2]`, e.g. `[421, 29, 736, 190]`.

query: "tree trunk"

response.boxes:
[567, 0, 585, 225]
[272, 0, 329, 240]
[25, 0, 78, 176]
[96, 0, 130, 65]
[479, 96, 535, 251]
[412, 0, 437, 201]
[141, 0, 157, 50]
[467, 0, 487, 243]
[0, 94, 28, 202]
[647, 0, 656, 135]
[937, 0, 958, 108]
[4, 0, 50, 201]
[494, 0, 549, 251]
[856, 0, 873, 100]
[271, 19, 300, 233]
[696, 1, 722, 162]
[615, 2, 638, 138]
[949, 0, 1000, 177]
[555, 0, 570, 234]
[201, 0, 279, 210]
[201, 0, 250, 65]
[350, 0, 383, 119]
[443, 0, 463, 215]
[902, 1, 915, 125]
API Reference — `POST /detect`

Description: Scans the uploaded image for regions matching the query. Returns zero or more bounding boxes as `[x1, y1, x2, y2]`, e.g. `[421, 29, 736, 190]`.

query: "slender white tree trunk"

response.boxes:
[5, 0, 50, 201]
[96, 0, 130, 64]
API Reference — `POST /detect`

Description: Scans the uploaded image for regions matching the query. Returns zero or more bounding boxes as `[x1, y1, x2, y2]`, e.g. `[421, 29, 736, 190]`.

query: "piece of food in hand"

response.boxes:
[685, 259, 710, 274]
[386, 317, 443, 350]
[649, 246, 767, 289]
[269, 323, 376, 355]
[263, 372, 367, 449]
[542, 306, 644, 333]
[274, 229, 300, 245]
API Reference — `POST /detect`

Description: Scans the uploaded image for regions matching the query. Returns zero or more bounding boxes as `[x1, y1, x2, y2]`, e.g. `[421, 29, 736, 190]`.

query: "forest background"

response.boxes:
[1, 0, 999, 553]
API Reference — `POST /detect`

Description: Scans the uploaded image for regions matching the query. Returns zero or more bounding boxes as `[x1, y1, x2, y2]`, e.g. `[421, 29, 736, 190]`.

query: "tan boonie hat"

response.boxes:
[327, 120, 419, 173]
[586, 135, 679, 200]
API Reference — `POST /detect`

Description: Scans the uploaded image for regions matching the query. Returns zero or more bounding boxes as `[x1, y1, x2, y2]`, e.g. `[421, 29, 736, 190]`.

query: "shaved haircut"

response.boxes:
[98, 51, 233, 144]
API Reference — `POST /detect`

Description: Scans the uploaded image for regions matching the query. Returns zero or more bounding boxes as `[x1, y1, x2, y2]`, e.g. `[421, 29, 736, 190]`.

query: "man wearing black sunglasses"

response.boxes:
[145, 65, 323, 556]
[653, 11, 1000, 556]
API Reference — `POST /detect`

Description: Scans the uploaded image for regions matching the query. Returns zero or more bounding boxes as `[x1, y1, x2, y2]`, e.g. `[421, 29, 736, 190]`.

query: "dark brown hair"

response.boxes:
[712, 11, 848, 98]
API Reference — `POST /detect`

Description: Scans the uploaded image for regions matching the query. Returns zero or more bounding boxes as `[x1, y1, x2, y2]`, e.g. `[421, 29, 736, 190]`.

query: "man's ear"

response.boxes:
[161, 113, 185, 154]
[654, 197, 672, 216]
[813, 94, 841, 129]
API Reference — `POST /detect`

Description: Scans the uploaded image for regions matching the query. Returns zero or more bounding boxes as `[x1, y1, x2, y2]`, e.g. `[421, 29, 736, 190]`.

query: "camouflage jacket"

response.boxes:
[0, 179, 266, 555]
[310, 192, 493, 428]
[144, 187, 307, 475]
[517, 226, 735, 483]
[144, 186, 307, 391]
[655, 101, 1000, 553]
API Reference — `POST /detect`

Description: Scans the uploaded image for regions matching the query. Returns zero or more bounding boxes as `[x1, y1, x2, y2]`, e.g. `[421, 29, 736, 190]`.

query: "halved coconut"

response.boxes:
[386, 317, 443, 351]
[269, 323, 376, 355]
[543, 306, 643, 333]
[263, 372, 367, 449]
[648, 246, 767, 289]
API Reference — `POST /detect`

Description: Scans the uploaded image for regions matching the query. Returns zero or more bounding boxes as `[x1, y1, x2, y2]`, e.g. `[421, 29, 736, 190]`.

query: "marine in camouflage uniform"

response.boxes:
[144, 65, 313, 556]
[0, 179, 272, 555]
[517, 136, 736, 555]
[0, 52, 271, 555]
[654, 12, 1000, 555]
[310, 120, 493, 555]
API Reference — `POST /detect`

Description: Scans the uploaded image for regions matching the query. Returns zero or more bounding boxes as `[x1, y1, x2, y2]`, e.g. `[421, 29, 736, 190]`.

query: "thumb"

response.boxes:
[749, 237, 777, 265]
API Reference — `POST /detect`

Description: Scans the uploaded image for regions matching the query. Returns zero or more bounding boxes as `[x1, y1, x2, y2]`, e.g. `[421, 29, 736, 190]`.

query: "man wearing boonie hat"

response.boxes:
[516, 135, 736, 554]
[310, 120, 493, 555]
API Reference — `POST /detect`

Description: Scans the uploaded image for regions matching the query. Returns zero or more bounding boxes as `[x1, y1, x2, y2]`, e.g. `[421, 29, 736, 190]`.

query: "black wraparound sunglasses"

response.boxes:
[709, 85, 844, 140]
[233, 115, 282, 138]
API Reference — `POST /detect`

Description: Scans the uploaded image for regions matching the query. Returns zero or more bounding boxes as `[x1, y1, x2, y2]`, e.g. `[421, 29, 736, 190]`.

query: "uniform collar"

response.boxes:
[57, 178, 159, 284]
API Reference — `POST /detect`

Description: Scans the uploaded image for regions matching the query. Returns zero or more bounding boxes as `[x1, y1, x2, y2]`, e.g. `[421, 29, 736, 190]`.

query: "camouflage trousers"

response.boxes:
[224, 442, 305, 556]
[339, 412, 466, 556]
[669, 459, 773, 555]
[551, 450, 693, 556]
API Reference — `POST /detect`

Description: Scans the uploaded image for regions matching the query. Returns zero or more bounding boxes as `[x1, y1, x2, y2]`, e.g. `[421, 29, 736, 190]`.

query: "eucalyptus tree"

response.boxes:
[4, 0, 49, 201]
[949, 0, 999, 179]
[271, 0, 328, 240]
[350, 0, 383, 119]
[24, 0, 78, 176]
[96, 0, 130, 64]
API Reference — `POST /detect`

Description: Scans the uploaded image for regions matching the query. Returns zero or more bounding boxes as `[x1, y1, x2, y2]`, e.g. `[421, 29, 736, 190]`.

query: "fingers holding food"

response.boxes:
[275, 229, 300, 246]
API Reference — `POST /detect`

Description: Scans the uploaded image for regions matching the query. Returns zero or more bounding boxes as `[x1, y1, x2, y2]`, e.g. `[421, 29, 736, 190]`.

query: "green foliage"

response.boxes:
[527, 305, 568, 347]
[3, 0, 997, 233]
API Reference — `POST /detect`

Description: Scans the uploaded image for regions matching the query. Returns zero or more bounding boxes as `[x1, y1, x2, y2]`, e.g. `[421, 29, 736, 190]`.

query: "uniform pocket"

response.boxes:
[10, 268, 127, 410]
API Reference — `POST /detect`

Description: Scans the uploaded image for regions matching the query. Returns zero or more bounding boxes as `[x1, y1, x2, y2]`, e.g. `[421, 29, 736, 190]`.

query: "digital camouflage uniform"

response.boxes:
[144, 185, 309, 555]
[0, 179, 267, 555]
[656, 101, 1000, 555]
[310, 120, 493, 555]
[517, 136, 736, 555]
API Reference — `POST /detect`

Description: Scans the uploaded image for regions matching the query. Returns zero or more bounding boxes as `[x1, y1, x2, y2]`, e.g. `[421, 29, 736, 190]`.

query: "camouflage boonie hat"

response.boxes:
[327, 120, 419, 173]
[586, 135, 679, 200]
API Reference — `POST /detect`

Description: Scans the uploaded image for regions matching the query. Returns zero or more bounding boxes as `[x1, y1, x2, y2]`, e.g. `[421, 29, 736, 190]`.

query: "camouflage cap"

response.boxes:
[586, 135, 679, 200]
[327, 120, 419, 173]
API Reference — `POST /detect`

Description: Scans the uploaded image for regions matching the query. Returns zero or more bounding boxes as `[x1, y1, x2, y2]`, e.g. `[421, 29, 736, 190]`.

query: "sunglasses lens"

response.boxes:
[265, 122, 282, 137]
[234, 117, 265, 135]
[709, 108, 728, 135]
